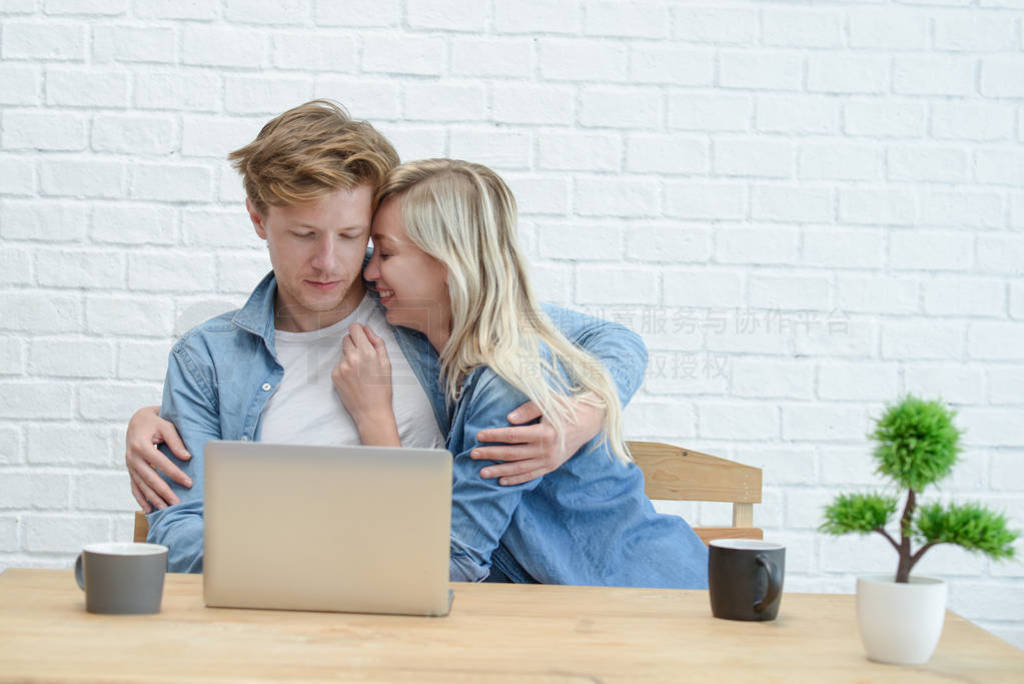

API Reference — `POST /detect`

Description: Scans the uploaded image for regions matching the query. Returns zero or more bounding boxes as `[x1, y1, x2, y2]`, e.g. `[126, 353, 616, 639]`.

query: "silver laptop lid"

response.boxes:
[203, 441, 452, 617]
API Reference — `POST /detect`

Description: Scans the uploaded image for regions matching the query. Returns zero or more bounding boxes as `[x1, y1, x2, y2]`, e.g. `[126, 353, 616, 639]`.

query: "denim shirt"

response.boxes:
[147, 272, 651, 574]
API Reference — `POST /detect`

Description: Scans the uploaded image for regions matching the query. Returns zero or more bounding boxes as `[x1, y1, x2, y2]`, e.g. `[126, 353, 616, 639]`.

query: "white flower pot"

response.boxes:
[856, 575, 947, 665]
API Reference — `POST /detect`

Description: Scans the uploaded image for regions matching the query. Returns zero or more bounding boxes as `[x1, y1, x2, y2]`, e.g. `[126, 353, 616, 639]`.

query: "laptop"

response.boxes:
[203, 440, 453, 617]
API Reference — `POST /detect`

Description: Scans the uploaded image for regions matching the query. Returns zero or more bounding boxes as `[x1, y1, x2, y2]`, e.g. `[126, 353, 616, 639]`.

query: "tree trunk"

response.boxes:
[895, 489, 917, 583]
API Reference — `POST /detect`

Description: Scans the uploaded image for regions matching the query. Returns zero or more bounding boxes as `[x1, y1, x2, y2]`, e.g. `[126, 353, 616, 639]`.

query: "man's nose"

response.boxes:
[310, 235, 335, 269]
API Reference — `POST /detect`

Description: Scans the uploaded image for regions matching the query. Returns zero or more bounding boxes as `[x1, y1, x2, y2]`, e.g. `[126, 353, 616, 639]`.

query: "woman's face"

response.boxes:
[365, 197, 450, 339]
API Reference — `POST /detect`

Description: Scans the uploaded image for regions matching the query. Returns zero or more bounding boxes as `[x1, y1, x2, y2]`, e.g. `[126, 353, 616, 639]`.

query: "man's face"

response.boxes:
[248, 184, 374, 333]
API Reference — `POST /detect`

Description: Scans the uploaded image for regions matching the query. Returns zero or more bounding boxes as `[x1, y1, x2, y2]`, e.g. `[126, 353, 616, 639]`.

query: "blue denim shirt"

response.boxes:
[147, 272, 652, 574]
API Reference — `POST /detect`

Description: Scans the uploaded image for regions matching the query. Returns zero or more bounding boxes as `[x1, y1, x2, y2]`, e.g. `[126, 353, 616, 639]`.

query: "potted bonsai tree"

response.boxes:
[820, 396, 1018, 665]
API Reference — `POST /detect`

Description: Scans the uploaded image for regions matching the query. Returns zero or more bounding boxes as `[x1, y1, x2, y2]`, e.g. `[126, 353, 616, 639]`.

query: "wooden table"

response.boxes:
[0, 569, 1020, 682]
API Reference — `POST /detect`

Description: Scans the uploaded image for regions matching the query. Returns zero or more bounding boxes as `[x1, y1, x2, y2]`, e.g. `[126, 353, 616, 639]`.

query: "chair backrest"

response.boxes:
[132, 442, 764, 547]
[625, 441, 763, 545]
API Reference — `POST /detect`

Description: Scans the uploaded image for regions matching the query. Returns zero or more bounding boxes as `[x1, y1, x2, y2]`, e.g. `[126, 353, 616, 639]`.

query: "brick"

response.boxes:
[969, 322, 1024, 360]
[314, 0, 397, 26]
[704, 324, 789, 356]
[134, 0, 218, 20]
[920, 190, 1003, 229]
[537, 222, 621, 261]
[792, 316, 877, 359]
[449, 128, 530, 170]
[819, 446, 877, 486]
[0, 156, 35, 195]
[504, 175, 570, 215]
[923, 278, 1004, 317]
[183, 26, 265, 68]
[804, 229, 884, 270]
[906, 364, 986, 405]
[313, 78, 399, 120]
[224, 75, 312, 115]
[0, 292, 80, 333]
[715, 226, 798, 265]
[0, 424, 24, 465]
[376, 124, 446, 162]
[798, 142, 883, 182]
[492, 84, 573, 125]
[977, 149, 1024, 186]
[673, 7, 756, 44]
[838, 188, 916, 226]
[819, 536, 899, 575]
[981, 56, 1024, 98]
[182, 208, 261, 248]
[625, 223, 712, 263]
[1013, 282, 1024, 319]
[224, 0, 308, 24]
[989, 365, 1024, 404]
[574, 178, 659, 218]
[844, 100, 926, 138]
[539, 38, 626, 81]
[450, 38, 532, 78]
[44, 0, 127, 13]
[623, 401, 696, 439]
[663, 270, 742, 308]
[848, 8, 930, 49]
[756, 96, 838, 135]
[931, 102, 1015, 142]
[977, 234, 1024, 274]
[270, 32, 356, 72]
[837, 275, 918, 314]
[408, 0, 485, 31]
[575, 266, 657, 305]
[580, 87, 660, 129]
[668, 93, 752, 132]
[1, 200, 85, 241]
[584, 0, 667, 38]
[527, 263, 570, 304]
[130, 164, 212, 202]
[0, 246, 31, 285]
[881, 321, 963, 360]
[2, 111, 86, 151]
[958, 408, 1024, 446]
[720, 51, 802, 91]
[93, 25, 175, 63]
[752, 186, 832, 223]
[807, 55, 889, 94]
[0, 516, 16, 551]
[78, 382, 161, 421]
[782, 404, 870, 441]
[85, 295, 174, 337]
[0, 382, 73, 418]
[894, 57, 975, 96]
[818, 362, 900, 401]
[787, 489, 846, 531]
[0, 65, 39, 105]
[699, 403, 777, 440]
[403, 83, 486, 122]
[714, 139, 792, 179]
[216, 253, 271, 294]
[135, 71, 219, 112]
[991, 453, 1024, 494]
[35, 249, 124, 288]
[626, 134, 706, 174]
[665, 182, 745, 220]
[539, 132, 621, 172]
[762, 8, 841, 48]
[39, 159, 124, 199]
[936, 13, 1018, 51]
[91, 204, 175, 245]
[0, 335, 24, 374]
[128, 252, 215, 292]
[890, 230, 973, 271]
[0, 0, 34, 12]
[748, 275, 829, 311]
[629, 46, 712, 85]
[730, 360, 814, 400]
[92, 114, 175, 155]
[362, 35, 443, 76]
[24, 515, 109, 553]
[29, 338, 114, 378]
[888, 146, 969, 184]
[494, 0, 578, 33]
[0, 472, 70, 510]
[118, 340, 171, 382]
[2, 21, 86, 60]
[74, 471, 137, 512]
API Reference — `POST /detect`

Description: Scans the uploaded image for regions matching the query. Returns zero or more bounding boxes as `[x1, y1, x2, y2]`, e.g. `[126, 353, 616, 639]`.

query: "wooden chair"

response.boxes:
[132, 442, 763, 546]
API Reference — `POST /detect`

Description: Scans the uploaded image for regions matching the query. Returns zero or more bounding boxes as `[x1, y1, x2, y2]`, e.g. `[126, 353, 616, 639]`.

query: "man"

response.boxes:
[133, 100, 648, 574]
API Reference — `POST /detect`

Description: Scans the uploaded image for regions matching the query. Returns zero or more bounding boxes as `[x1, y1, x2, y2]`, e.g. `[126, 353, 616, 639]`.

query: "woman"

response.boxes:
[333, 159, 708, 588]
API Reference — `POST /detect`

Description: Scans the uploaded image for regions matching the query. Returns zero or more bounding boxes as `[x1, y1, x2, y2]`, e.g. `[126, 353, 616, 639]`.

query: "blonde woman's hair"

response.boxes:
[228, 99, 399, 215]
[375, 159, 631, 463]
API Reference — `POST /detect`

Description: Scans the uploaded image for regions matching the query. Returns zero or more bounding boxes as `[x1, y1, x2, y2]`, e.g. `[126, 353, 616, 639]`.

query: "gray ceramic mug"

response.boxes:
[74, 542, 168, 614]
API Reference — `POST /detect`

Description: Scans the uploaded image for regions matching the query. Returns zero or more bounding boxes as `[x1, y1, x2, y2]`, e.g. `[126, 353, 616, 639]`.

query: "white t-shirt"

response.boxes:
[258, 293, 445, 449]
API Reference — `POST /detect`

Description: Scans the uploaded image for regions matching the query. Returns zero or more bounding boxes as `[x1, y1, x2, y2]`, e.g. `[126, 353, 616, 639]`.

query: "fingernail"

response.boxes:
[508, 411, 519, 420]
[471, 450, 480, 459]
[185, 478, 193, 487]
[481, 468, 491, 478]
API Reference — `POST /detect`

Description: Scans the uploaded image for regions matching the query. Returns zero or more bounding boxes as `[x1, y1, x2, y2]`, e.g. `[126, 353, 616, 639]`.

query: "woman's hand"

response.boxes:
[472, 394, 607, 486]
[331, 323, 400, 446]
[125, 405, 193, 512]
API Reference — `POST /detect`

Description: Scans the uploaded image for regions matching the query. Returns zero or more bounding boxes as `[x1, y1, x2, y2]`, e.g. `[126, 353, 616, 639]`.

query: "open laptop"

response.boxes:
[203, 441, 453, 617]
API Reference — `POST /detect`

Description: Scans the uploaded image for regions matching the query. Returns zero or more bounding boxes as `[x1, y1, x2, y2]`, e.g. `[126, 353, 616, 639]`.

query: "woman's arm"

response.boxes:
[331, 323, 401, 446]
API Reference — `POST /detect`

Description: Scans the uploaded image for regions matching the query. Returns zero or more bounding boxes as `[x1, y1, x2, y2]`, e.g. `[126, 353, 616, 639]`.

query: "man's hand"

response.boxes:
[472, 395, 606, 486]
[125, 405, 192, 512]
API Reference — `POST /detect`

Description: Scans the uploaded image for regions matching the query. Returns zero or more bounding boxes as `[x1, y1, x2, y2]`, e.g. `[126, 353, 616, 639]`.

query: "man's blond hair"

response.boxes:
[228, 99, 399, 214]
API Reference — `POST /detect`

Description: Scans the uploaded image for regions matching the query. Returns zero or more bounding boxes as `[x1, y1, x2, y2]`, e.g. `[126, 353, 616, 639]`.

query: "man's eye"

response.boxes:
[293, 232, 314, 239]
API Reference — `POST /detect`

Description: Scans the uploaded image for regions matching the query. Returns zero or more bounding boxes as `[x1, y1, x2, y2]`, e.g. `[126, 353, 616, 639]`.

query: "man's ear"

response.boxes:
[246, 198, 268, 240]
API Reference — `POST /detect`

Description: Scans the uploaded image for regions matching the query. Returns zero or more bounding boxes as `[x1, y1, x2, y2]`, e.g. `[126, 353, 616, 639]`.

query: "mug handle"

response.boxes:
[753, 553, 781, 613]
[74, 553, 85, 591]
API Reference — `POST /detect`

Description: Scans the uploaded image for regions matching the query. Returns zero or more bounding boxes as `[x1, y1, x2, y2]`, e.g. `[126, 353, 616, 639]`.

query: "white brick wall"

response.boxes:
[1, 0, 1022, 649]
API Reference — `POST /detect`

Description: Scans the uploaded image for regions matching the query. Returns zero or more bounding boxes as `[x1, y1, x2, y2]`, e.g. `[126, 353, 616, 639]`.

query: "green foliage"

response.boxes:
[872, 396, 961, 492]
[915, 502, 1018, 560]
[820, 492, 897, 536]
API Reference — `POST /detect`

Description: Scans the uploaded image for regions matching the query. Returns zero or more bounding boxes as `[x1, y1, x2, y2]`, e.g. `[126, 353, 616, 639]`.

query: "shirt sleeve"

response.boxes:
[541, 303, 648, 406]
[144, 340, 222, 574]
[448, 374, 543, 583]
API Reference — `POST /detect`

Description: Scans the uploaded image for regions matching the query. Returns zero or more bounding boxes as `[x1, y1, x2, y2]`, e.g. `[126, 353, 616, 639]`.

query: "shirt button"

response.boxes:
[261, 383, 271, 391]
[241, 436, 249, 441]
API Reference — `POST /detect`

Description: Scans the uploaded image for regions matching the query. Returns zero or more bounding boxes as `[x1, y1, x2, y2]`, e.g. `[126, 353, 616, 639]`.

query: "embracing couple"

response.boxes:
[125, 100, 708, 588]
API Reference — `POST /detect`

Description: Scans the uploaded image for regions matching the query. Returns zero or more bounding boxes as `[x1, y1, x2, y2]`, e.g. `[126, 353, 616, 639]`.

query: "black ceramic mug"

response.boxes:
[74, 542, 168, 614]
[708, 539, 785, 621]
